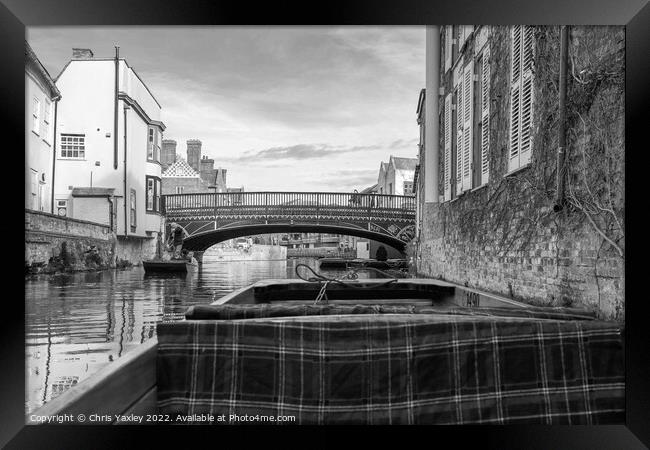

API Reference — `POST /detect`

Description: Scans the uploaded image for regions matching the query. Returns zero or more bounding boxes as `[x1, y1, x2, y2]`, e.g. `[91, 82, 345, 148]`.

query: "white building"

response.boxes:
[376, 155, 417, 196]
[25, 42, 61, 213]
[53, 48, 165, 262]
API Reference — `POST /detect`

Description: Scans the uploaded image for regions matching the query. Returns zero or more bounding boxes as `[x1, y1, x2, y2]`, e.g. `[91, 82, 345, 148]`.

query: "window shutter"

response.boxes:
[462, 60, 474, 191]
[519, 75, 533, 166]
[444, 27, 452, 71]
[481, 48, 491, 183]
[511, 26, 522, 85]
[520, 26, 534, 166]
[509, 26, 522, 172]
[444, 94, 452, 201]
[455, 79, 464, 195]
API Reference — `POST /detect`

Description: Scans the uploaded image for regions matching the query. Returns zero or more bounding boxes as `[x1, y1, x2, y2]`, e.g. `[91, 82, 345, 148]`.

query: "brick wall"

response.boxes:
[414, 26, 624, 321]
[161, 177, 207, 195]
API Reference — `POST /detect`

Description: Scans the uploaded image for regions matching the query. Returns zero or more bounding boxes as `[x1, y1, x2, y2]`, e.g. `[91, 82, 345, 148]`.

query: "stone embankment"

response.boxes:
[25, 210, 131, 274]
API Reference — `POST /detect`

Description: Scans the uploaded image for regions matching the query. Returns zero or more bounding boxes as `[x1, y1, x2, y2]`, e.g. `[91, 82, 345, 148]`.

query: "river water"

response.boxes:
[24, 253, 372, 413]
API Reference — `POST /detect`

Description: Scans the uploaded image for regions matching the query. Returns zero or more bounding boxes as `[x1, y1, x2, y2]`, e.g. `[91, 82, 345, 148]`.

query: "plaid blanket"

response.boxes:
[157, 307, 624, 424]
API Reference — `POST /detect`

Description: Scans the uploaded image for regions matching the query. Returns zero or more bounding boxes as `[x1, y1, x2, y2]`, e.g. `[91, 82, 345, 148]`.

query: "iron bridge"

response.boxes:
[162, 191, 416, 252]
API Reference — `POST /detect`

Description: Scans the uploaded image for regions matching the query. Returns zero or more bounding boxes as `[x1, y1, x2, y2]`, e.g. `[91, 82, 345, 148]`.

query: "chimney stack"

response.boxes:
[161, 139, 177, 170]
[72, 48, 94, 59]
[186, 139, 202, 173]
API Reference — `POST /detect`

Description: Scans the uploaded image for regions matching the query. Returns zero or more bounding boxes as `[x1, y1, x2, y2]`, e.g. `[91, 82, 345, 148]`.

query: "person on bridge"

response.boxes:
[168, 223, 189, 259]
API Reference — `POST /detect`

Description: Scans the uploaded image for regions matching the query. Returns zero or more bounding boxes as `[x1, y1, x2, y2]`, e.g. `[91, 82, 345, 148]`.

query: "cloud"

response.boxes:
[227, 143, 383, 162]
[389, 138, 419, 149]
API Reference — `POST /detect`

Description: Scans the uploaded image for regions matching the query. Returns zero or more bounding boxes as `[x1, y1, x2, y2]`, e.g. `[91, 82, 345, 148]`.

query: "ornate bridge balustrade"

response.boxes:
[161, 191, 416, 252]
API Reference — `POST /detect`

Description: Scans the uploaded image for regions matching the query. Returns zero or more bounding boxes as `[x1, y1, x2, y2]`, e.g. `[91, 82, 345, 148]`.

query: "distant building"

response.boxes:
[25, 41, 61, 213]
[161, 140, 241, 195]
[161, 157, 204, 194]
[160, 140, 209, 194]
[376, 156, 417, 196]
[53, 47, 165, 261]
[359, 183, 378, 194]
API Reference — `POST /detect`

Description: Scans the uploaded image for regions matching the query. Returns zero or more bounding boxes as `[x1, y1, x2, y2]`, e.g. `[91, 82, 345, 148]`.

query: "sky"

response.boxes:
[27, 26, 425, 191]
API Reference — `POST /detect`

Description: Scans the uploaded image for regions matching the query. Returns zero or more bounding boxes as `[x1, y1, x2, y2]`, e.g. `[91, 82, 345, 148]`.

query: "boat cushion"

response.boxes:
[156, 312, 624, 424]
[185, 303, 598, 321]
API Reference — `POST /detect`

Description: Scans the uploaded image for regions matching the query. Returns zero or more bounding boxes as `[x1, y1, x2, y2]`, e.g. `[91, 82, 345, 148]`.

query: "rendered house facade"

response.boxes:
[53, 48, 166, 260]
[25, 41, 61, 214]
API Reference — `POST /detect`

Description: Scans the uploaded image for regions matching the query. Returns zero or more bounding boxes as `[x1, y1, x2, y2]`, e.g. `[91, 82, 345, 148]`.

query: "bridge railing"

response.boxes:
[162, 191, 415, 220]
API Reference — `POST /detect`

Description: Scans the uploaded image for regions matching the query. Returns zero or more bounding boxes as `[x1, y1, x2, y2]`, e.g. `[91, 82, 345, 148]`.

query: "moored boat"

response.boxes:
[142, 259, 197, 273]
[28, 277, 624, 425]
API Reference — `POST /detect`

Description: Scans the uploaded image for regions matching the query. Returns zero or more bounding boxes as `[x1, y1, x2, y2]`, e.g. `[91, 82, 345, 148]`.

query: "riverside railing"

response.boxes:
[161, 192, 416, 222]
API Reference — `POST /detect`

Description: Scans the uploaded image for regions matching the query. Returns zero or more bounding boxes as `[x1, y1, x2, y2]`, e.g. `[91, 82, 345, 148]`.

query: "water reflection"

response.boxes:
[25, 255, 363, 413]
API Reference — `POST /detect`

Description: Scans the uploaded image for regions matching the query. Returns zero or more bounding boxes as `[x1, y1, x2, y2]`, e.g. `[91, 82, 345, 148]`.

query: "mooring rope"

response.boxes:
[294, 263, 399, 305]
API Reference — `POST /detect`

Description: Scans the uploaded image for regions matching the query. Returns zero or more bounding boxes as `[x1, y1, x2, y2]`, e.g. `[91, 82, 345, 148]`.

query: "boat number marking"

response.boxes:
[465, 291, 480, 308]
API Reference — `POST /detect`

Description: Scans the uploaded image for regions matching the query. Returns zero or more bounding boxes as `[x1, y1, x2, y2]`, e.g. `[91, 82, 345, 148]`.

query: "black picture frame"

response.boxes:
[4, 0, 648, 448]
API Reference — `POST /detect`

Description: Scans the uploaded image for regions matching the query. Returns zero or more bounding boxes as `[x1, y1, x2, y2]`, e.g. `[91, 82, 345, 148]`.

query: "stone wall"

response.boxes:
[25, 209, 162, 272]
[415, 26, 624, 321]
[25, 209, 116, 272]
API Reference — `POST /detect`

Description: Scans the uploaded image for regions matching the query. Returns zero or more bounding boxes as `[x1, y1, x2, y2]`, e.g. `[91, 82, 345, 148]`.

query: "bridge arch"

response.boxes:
[182, 223, 408, 254]
[163, 191, 416, 255]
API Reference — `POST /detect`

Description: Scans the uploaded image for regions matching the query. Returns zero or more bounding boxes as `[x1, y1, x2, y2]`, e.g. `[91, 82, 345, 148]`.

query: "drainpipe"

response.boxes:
[50, 99, 59, 213]
[553, 26, 569, 212]
[114, 46, 120, 170]
[123, 105, 129, 237]
[424, 26, 441, 203]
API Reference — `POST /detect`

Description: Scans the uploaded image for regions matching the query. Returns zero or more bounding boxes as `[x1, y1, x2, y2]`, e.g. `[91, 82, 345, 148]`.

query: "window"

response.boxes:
[509, 25, 534, 172]
[147, 178, 154, 210]
[146, 176, 161, 213]
[148, 126, 161, 162]
[39, 182, 45, 211]
[175, 186, 184, 194]
[43, 99, 52, 144]
[56, 199, 68, 217]
[388, 183, 393, 195]
[130, 189, 137, 230]
[30, 169, 38, 210]
[155, 179, 161, 211]
[32, 98, 40, 135]
[403, 181, 413, 195]
[60, 134, 86, 159]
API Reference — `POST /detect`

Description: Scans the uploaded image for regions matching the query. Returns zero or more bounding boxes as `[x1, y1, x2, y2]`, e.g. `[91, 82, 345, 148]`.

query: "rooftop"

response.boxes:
[25, 41, 61, 101]
[162, 157, 200, 178]
[391, 156, 418, 172]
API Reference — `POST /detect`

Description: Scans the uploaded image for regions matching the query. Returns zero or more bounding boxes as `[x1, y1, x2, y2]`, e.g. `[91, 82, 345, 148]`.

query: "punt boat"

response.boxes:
[142, 258, 198, 273]
[28, 277, 624, 425]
